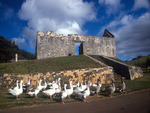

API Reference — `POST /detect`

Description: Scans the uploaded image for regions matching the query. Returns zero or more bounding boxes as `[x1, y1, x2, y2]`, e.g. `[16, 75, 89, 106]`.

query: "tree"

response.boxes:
[0, 36, 16, 62]
[0, 36, 35, 63]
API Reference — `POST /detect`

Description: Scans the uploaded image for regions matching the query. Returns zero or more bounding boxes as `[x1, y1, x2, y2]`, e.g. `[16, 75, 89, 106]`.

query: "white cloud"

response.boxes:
[12, 37, 26, 47]
[22, 27, 36, 49]
[99, 12, 150, 60]
[133, 0, 150, 10]
[98, 0, 121, 14]
[18, 0, 96, 49]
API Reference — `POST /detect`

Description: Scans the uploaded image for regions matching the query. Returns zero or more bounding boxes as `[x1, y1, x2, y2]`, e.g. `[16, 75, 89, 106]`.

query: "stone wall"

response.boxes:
[0, 67, 113, 88]
[36, 29, 116, 59]
[90, 55, 143, 80]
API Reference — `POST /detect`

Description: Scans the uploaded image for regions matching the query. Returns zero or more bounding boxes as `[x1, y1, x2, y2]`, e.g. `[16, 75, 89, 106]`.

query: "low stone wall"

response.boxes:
[0, 67, 113, 88]
[129, 66, 143, 80]
[90, 55, 143, 80]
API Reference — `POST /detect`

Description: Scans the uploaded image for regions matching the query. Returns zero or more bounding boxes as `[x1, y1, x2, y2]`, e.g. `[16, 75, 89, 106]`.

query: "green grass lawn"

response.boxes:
[0, 55, 102, 74]
[108, 55, 150, 68]
[0, 73, 150, 110]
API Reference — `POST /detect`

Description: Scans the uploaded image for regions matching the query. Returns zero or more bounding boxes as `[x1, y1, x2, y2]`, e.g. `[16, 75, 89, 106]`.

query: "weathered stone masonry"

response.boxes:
[36, 29, 116, 59]
[0, 67, 113, 88]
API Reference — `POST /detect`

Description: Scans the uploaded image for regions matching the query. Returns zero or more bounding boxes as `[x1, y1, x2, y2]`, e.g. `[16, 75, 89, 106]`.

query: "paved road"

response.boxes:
[0, 89, 150, 113]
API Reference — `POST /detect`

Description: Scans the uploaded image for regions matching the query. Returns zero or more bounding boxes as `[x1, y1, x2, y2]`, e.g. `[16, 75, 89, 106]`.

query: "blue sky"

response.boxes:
[0, 0, 150, 61]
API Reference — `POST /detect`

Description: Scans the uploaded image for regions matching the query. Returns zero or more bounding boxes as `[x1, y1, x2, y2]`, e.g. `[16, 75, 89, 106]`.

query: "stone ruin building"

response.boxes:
[0, 30, 143, 88]
[36, 29, 116, 59]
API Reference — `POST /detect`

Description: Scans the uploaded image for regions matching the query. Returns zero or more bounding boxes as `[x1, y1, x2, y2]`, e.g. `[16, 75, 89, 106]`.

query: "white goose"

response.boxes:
[42, 84, 56, 100]
[55, 78, 61, 93]
[81, 80, 87, 91]
[77, 85, 91, 103]
[74, 80, 89, 93]
[9, 80, 23, 100]
[66, 80, 73, 98]
[60, 84, 67, 104]
[49, 78, 61, 89]
[9, 80, 19, 92]
[37, 79, 43, 91]
[27, 80, 41, 99]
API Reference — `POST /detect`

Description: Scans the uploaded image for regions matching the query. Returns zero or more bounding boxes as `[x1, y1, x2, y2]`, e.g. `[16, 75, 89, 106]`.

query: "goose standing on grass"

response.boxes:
[55, 78, 61, 94]
[74, 80, 85, 93]
[42, 84, 56, 100]
[90, 77, 102, 97]
[81, 80, 87, 91]
[104, 78, 115, 98]
[26, 79, 32, 93]
[60, 84, 67, 104]
[117, 77, 126, 93]
[9, 80, 23, 100]
[76, 81, 91, 103]
[37, 79, 43, 91]
[66, 80, 73, 99]
[9, 80, 19, 92]
[27, 80, 41, 99]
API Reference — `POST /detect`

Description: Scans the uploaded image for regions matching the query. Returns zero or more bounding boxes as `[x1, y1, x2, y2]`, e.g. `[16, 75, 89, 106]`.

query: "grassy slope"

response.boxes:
[127, 55, 150, 68]
[0, 73, 149, 109]
[0, 55, 102, 74]
[109, 55, 150, 68]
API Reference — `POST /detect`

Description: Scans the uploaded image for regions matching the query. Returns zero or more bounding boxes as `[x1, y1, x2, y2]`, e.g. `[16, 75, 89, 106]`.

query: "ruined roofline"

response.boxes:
[103, 29, 114, 38]
[37, 31, 63, 37]
[68, 33, 115, 38]
[37, 30, 115, 38]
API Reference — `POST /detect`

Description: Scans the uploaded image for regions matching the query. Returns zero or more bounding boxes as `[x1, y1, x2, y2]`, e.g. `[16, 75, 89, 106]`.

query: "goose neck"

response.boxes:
[20, 81, 23, 89]
[64, 85, 67, 91]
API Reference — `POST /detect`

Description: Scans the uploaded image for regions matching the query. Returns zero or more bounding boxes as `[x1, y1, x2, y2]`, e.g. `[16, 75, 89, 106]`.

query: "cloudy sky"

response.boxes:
[0, 0, 150, 61]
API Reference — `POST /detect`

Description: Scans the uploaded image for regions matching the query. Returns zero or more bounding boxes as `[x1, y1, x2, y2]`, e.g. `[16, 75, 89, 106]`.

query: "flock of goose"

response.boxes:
[8, 77, 126, 104]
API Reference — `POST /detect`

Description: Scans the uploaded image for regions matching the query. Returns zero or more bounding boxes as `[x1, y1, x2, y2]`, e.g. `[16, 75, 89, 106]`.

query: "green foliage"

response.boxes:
[0, 55, 102, 74]
[0, 36, 18, 63]
[0, 36, 35, 63]
[17, 49, 35, 60]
